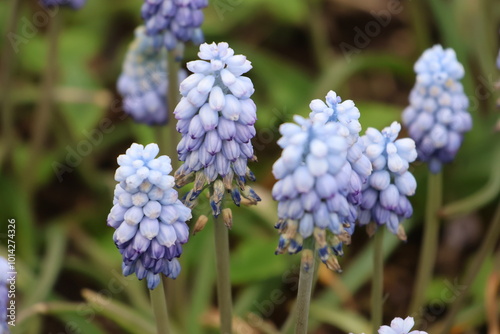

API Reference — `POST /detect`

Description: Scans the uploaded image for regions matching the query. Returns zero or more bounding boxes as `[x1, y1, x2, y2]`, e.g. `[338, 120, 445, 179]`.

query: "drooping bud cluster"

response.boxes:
[118, 26, 180, 125]
[40, 0, 86, 9]
[272, 115, 354, 272]
[309, 91, 372, 220]
[402, 45, 472, 173]
[0, 257, 9, 334]
[141, 0, 208, 53]
[358, 122, 417, 238]
[174, 42, 260, 217]
[107, 143, 192, 289]
[349, 316, 427, 334]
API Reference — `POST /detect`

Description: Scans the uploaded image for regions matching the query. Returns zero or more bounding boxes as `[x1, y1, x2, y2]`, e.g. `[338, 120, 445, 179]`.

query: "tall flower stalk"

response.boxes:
[173, 42, 259, 333]
[357, 121, 418, 331]
[403, 45, 471, 315]
[107, 143, 192, 333]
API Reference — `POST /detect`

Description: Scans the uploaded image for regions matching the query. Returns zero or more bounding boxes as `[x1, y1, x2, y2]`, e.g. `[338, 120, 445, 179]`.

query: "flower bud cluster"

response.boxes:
[107, 143, 192, 289]
[402, 45, 472, 173]
[118, 27, 180, 125]
[142, 0, 208, 52]
[309, 91, 372, 218]
[272, 115, 355, 271]
[358, 122, 417, 237]
[174, 42, 260, 217]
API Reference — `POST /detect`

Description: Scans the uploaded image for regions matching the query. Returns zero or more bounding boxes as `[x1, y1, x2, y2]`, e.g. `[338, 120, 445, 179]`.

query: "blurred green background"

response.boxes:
[0, 0, 499, 333]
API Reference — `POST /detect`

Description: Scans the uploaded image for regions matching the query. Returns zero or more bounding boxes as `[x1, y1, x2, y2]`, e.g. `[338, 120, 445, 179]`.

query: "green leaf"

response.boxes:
[230, 238, 291, 284]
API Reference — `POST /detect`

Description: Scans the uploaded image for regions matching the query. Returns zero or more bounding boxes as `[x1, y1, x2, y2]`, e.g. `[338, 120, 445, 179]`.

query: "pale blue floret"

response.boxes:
[309, 91, 373, 225]
[118, 26, 185, 125]
[40, 0, 86, 9]
[0, 257, 9, 334]
[272, 115, 354, 272]
[107, 143, 192, 289]
[358, 122, 417, 237]
[142, 0, 208, 53]
[402, 45, 472, 173]
[174, 42, 260, 217]
[378, 316, 428, 334]
[349, 316, 428, 334]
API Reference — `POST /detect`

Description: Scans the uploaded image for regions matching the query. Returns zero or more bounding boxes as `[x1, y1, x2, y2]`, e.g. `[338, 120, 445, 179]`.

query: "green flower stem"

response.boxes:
[162, 50, 181, 170]
[438, 201, 500, 334]
[371, 228, 385, 333]
[307, 0, 332, 69]
[0, 0, 22, 170]
[150, 283, 171, 334]
[409, 172, 442, 316]
[82, 289, 156, 334]
[295, 248, 315, 334]
[440, 144, 500, 219]
[214, 214, 233, 334]
[281, 255, 320, 334]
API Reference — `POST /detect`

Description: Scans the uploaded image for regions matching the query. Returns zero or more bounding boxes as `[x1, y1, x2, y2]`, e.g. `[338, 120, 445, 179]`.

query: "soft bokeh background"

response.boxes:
[0, 0, 499, 333]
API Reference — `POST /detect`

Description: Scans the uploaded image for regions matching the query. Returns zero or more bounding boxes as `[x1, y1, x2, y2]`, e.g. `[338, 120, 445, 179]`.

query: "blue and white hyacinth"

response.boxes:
[358, 122, 417, 238]
[402, 45, 472, 173]
[174, 42, 260, 217]
[272, 115, 355, 272]
[107, 143, 191, 289]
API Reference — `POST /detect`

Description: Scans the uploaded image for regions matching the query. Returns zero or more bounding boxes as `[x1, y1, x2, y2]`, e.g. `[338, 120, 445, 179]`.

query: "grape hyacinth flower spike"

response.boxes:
[174, 42, 260, 219]
[118, 26, 185, 125]
[309, 91, 373, 230]
[1, 257, 10, 334]
[40, 0, 87, 9]
[107, 143, 192, 290]
[358, 122, 417, 238]
[402, 45, 472, 173]
[142, 0, 208, 55]
[272, 114, 355, 272]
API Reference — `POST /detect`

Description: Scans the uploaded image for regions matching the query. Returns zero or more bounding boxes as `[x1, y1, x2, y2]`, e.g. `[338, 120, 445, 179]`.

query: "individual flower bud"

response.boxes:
[222, 208, 233, 229]
[193, 215, 209, 235]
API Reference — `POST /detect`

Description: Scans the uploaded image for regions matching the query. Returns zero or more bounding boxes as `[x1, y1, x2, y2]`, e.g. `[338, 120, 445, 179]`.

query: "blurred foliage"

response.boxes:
[1, 0, 500, 333]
